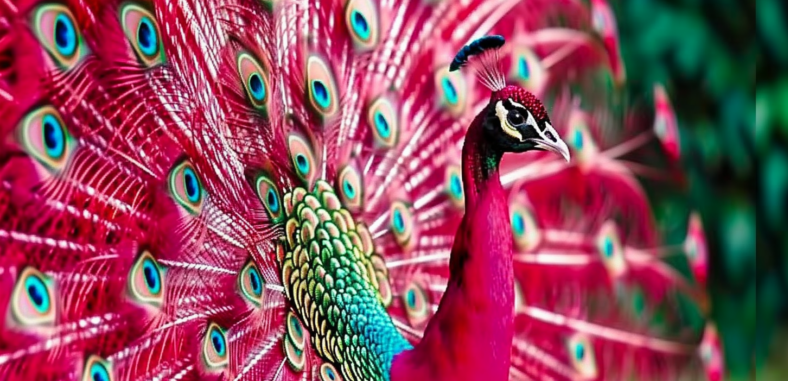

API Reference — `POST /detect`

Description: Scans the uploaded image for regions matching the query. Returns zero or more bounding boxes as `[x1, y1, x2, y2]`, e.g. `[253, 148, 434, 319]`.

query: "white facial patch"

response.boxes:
[494, 100, 523, 141]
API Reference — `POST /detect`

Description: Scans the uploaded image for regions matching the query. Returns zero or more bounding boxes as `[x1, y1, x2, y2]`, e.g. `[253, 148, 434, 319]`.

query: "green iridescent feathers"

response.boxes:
[276, 180, 410, 380]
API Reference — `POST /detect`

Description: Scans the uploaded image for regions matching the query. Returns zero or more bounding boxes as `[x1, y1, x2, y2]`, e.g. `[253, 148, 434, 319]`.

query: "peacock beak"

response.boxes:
[530, 137, 571, 162]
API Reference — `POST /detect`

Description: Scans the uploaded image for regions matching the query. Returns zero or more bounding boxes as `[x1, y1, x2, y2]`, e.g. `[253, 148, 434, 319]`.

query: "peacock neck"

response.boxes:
[460, 113, 503, 209]
[391, 113, 515, 381]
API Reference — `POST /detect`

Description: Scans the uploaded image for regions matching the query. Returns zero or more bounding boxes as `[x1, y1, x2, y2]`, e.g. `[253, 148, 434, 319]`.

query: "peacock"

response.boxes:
[0, 0, 715, 380]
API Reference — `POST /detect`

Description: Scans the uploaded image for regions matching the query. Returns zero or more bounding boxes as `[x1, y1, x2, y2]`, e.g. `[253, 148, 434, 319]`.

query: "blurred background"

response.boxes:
[610, 0, 762, 379]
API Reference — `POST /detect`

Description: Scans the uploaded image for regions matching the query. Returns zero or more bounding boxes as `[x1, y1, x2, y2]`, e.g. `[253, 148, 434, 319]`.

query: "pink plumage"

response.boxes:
[0, 0, 711, 380]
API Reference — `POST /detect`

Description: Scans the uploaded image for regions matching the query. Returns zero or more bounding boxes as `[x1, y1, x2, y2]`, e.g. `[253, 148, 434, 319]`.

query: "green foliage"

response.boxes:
[611, 0, 768, 378]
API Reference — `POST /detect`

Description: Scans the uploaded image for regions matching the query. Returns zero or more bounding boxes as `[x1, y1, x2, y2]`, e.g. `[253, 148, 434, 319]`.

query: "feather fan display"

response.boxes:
[0, 0, 713, 380]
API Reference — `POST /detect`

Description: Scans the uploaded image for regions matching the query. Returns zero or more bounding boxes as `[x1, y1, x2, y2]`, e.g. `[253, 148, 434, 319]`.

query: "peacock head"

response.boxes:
[483, 85, 569, 160]
[451, 35, 570, 161]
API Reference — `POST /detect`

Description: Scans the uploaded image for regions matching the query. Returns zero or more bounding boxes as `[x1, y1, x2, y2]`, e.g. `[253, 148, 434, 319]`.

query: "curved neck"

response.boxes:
[391, 113, 515, 381]
[460, 113, 503, 208]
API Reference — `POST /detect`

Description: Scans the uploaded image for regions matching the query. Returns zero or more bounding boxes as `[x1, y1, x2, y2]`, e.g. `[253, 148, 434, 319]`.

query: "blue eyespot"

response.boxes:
[406, 289, 416, 307]
[603, 237, 614, 257]
[210, 328, 226, 356]
[512, 213, 525, 236]
[54, 13, 77, 56]
[295, 153, 310, 175]
[183, 167, 200, 203]
[343, 179, 356, 199]
[137, 17, 158, 56]
[393, 209, 405, 233]
[90, 362, 110, 381]
[249, 268, 262, 294]
[325, 367, 336, 380]
[311, 80, 330, 109]
[441, 77, 458, 105]
[575, 343, 585, 360]
[142, 258, 161, 294]
[248, 73, 266, 101]
[289, 314, 303, 337]
[573, 129, 584, 149]
[25, 275, 50, 313]
[449, 173, 462, 198]
[42, 114, 65, 159]
[518, 57, 530, 79]
[351, 10, 370, 40]
[374, 111, 390, 139]
[266, 189, 279, 213]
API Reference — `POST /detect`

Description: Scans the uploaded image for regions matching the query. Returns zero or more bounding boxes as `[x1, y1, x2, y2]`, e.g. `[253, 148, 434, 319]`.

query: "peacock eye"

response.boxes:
[17, 105, 76, 173]
[567, 334, 598, 378]
[389, 201, 415, 249]
[119, 3, 165, 67]
[10, 267, 56, 327]
[202, 323, 228, 370]
[509, 201, 542, 252]
[435, 68, 467, 116]
[31, 4, 89, 70]
[337, 165, 363, 210]
[128, 250, 165, 307]
[287, 133, 317, 185]
[596, 221, 627, 278]
[82, 355, 114, 381]
[444, 165, 464, 208]
[238, 259, 265, 307]
[367, 97, 399, 148]
[402, 282, 430, 326]
[254, 174, 284, 223]
[284, 312, 307, 371]
[506, 110, 526, 126]
[237, 52, 270, 113]
[307, 55, 339, 117]
[319, 362, 343, 381]
[345, 0, 379, 51]
[168, 158, 205, 216]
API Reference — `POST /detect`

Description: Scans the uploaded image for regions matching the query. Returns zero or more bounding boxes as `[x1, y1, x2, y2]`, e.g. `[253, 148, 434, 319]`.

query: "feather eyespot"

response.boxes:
[337, 165, 363, 210]
[255, 174, 284, 223]
[306, 56, 339, 117]
[367, 97, 399, 148]
[389, 202, 415, 249]
[120, 4, 165, 67]
[168, 158, 205, 215]
[31, 4, 88, 70]
[567, 334, 598, 378]
[596, 221, 627, 278]
[237, 52, 271, 113]
[284, 312, 306, 371]
[320, 363, 343, 381]
[345, 0, 379, 50]
[509, 202, 541, 252]
[509, 47, 544, 92]
[435, 69, 466, 116]
[10, 267, 56, 328]
[128, 250, 165, 307]
[17, 105, 76, 173]
[566, 111, 598, 166]
[287, 134, 317, 184]
[238, 259, 265, 307]
[202, 323, 229, 370]
[591, 5, 609, 34]
[82, 355, 114, 381]
[403, 282, 429, 326]
[444, 165, 464, 208]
